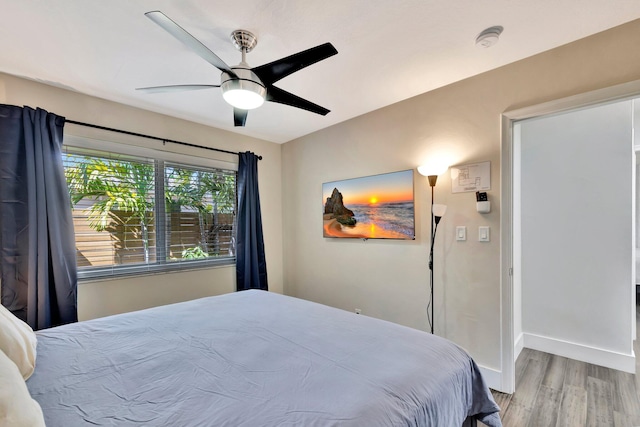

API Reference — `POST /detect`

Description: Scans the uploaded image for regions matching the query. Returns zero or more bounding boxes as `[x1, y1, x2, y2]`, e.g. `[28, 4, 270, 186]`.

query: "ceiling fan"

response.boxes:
[137, 11, 338, 127]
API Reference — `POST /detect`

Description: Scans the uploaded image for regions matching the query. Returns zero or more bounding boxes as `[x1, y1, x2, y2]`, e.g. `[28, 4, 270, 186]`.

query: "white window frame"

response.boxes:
[63, 135, 238, 280]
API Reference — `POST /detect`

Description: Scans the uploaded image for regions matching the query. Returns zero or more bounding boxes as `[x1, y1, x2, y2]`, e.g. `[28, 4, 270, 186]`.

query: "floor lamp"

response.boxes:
[418, 167, 447, 334]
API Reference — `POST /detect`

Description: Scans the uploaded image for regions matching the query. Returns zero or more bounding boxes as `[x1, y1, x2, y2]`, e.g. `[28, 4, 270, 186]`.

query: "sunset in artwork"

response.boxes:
[322, 170, 415, 240]
[323, 170, 413, 205]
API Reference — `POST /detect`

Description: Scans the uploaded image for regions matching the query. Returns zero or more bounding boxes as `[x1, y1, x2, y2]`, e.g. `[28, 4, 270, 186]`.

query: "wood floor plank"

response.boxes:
[504, 309, 639, 426]
[515, 349, 531, 389]
[542, 354, 568, 391]
[502, 358, 546, 427]
[491, 390, 512, 416]
[563, 358, 588, 389]
[518, 347, 533, 360]
[556, 385, 587, 427]
[588, 363, 613, 382]
[527, 348, 551, 365]
[508, 351, 636, 427]
[512, 359, 546, 408]
[613, 411, 640, 427]
[501, 400, 532, 427]
[612, 370, 640, 416]
[526, 385, 560, 427]
[587, 376, 614, 427]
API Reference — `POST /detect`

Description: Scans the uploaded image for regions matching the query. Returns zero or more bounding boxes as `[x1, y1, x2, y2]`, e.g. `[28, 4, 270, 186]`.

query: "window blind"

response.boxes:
[62, 146, 237, 280]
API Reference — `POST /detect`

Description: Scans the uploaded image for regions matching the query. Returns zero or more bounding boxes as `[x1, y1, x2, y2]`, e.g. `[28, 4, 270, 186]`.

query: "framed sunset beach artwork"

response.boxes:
[322, 170, 415, 240]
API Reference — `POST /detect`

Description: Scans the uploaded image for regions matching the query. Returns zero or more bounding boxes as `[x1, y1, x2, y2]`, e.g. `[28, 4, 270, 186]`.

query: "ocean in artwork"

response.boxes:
[346, 202, 414, 238]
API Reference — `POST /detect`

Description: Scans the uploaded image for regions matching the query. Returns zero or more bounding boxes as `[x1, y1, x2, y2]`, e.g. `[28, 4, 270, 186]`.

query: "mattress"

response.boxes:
[27, 290, 501, 426]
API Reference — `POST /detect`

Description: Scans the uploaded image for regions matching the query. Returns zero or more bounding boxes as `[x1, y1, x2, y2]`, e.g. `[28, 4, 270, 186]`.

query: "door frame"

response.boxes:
[499, 79, 640, 394]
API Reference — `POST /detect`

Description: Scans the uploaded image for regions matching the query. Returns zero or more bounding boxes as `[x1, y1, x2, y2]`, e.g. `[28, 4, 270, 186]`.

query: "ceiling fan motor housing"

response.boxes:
[222, 30, 266, 110]
[220, 66, 266, 110]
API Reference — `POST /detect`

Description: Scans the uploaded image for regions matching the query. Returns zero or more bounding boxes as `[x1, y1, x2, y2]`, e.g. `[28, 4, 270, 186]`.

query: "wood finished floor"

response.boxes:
[486, 306, 640, 427]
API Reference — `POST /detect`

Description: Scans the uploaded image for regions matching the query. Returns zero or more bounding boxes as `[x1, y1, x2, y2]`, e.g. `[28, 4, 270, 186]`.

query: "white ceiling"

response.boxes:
[2, 1, 640, 143]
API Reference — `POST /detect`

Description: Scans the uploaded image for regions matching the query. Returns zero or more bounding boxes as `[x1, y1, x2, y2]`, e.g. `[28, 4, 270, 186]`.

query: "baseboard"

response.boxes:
[478, 365, 502, 392]
[523, 333, 635, 373]
[514, 333, 524, 361]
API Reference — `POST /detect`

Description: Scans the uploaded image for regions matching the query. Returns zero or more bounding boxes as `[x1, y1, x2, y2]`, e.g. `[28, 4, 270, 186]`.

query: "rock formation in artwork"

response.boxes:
[324, 188, 356, 226]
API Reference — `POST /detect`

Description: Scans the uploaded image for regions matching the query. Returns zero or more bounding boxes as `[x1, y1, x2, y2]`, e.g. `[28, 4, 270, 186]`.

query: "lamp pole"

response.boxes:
[428, 175, 437, 334]
[418, 165, 448, 335]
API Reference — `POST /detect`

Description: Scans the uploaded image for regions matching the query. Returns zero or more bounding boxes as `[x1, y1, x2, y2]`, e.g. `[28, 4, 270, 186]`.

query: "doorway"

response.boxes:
[500, 80, 640, 394]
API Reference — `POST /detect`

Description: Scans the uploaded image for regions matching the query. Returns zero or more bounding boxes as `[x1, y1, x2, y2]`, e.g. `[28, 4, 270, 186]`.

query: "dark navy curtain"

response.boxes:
[236, 151, 267, 291]
[0, 105, 77, 329]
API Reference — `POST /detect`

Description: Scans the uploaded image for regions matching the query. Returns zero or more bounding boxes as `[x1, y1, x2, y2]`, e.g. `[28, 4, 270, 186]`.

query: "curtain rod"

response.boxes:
[65, 119, 262, 160]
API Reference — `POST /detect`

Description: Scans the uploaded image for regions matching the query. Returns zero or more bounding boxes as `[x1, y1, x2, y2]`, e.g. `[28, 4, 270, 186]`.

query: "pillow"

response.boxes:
[0, 304, 37, 379]
[0, 349, 45, 427]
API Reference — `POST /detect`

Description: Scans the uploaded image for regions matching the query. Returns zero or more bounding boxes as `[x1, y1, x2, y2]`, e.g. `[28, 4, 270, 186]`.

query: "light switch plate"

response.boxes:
[456, 226, 466, 241]
[479, 226, 490, 242]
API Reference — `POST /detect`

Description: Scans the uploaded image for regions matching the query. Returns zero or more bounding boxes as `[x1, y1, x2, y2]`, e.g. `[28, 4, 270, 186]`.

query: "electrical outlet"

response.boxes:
[355, 308, 362, 315]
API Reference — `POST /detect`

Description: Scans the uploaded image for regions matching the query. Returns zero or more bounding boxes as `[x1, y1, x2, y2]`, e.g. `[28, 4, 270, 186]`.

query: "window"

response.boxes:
[63, 146, 237, 279]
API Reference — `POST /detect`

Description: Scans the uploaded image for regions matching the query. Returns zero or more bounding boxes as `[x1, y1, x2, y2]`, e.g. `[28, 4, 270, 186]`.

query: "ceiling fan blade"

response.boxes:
[252, 42, 338, 85]
[266, 85, 330, 115]
[145, 11, 237, 78]
[136, 84, 220, 94]
[234, 108, 248, 127]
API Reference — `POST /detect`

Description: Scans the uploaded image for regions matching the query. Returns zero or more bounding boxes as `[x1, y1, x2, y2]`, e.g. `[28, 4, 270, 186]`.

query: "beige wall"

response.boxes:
[281, 19, 640, 375]
[78, 266, 235, 320]
[0, 73, 283, 320]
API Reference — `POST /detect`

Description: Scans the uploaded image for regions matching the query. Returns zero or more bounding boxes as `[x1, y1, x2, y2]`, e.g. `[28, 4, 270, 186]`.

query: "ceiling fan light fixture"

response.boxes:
[222, 86, 265, 110]
[220, 68, 266, 110]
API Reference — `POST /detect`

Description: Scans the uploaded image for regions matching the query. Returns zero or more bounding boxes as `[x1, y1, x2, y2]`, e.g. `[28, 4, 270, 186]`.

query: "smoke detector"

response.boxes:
[476, 26, 503, 48]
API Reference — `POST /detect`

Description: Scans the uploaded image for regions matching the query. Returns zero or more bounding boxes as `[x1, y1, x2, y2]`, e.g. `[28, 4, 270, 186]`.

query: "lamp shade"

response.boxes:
[432, 204, 447, 218]
[417, 163, 449, 177]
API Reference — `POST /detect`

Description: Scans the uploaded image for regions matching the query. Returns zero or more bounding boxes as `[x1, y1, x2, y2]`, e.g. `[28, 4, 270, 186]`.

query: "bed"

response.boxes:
[26, 290, 501, 426]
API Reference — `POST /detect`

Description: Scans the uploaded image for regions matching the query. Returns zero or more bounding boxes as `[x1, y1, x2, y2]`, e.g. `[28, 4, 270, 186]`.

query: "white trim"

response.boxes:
[478, 365, 502, 391]
[499, 114, 515, 394]
[504, 80, 640, 121]
[514, 333, 524, 361]
[500, 78, 640, 396]
[64, 134, 238, 171]
[522, 333, 636, 374]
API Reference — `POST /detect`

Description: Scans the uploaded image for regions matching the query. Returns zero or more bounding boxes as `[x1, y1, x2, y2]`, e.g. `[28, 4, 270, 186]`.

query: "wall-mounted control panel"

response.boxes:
[476, 191, 490, 213]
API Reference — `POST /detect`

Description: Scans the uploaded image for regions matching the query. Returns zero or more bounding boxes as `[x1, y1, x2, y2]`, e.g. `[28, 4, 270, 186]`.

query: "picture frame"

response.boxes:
[322, 169, 415, 240]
